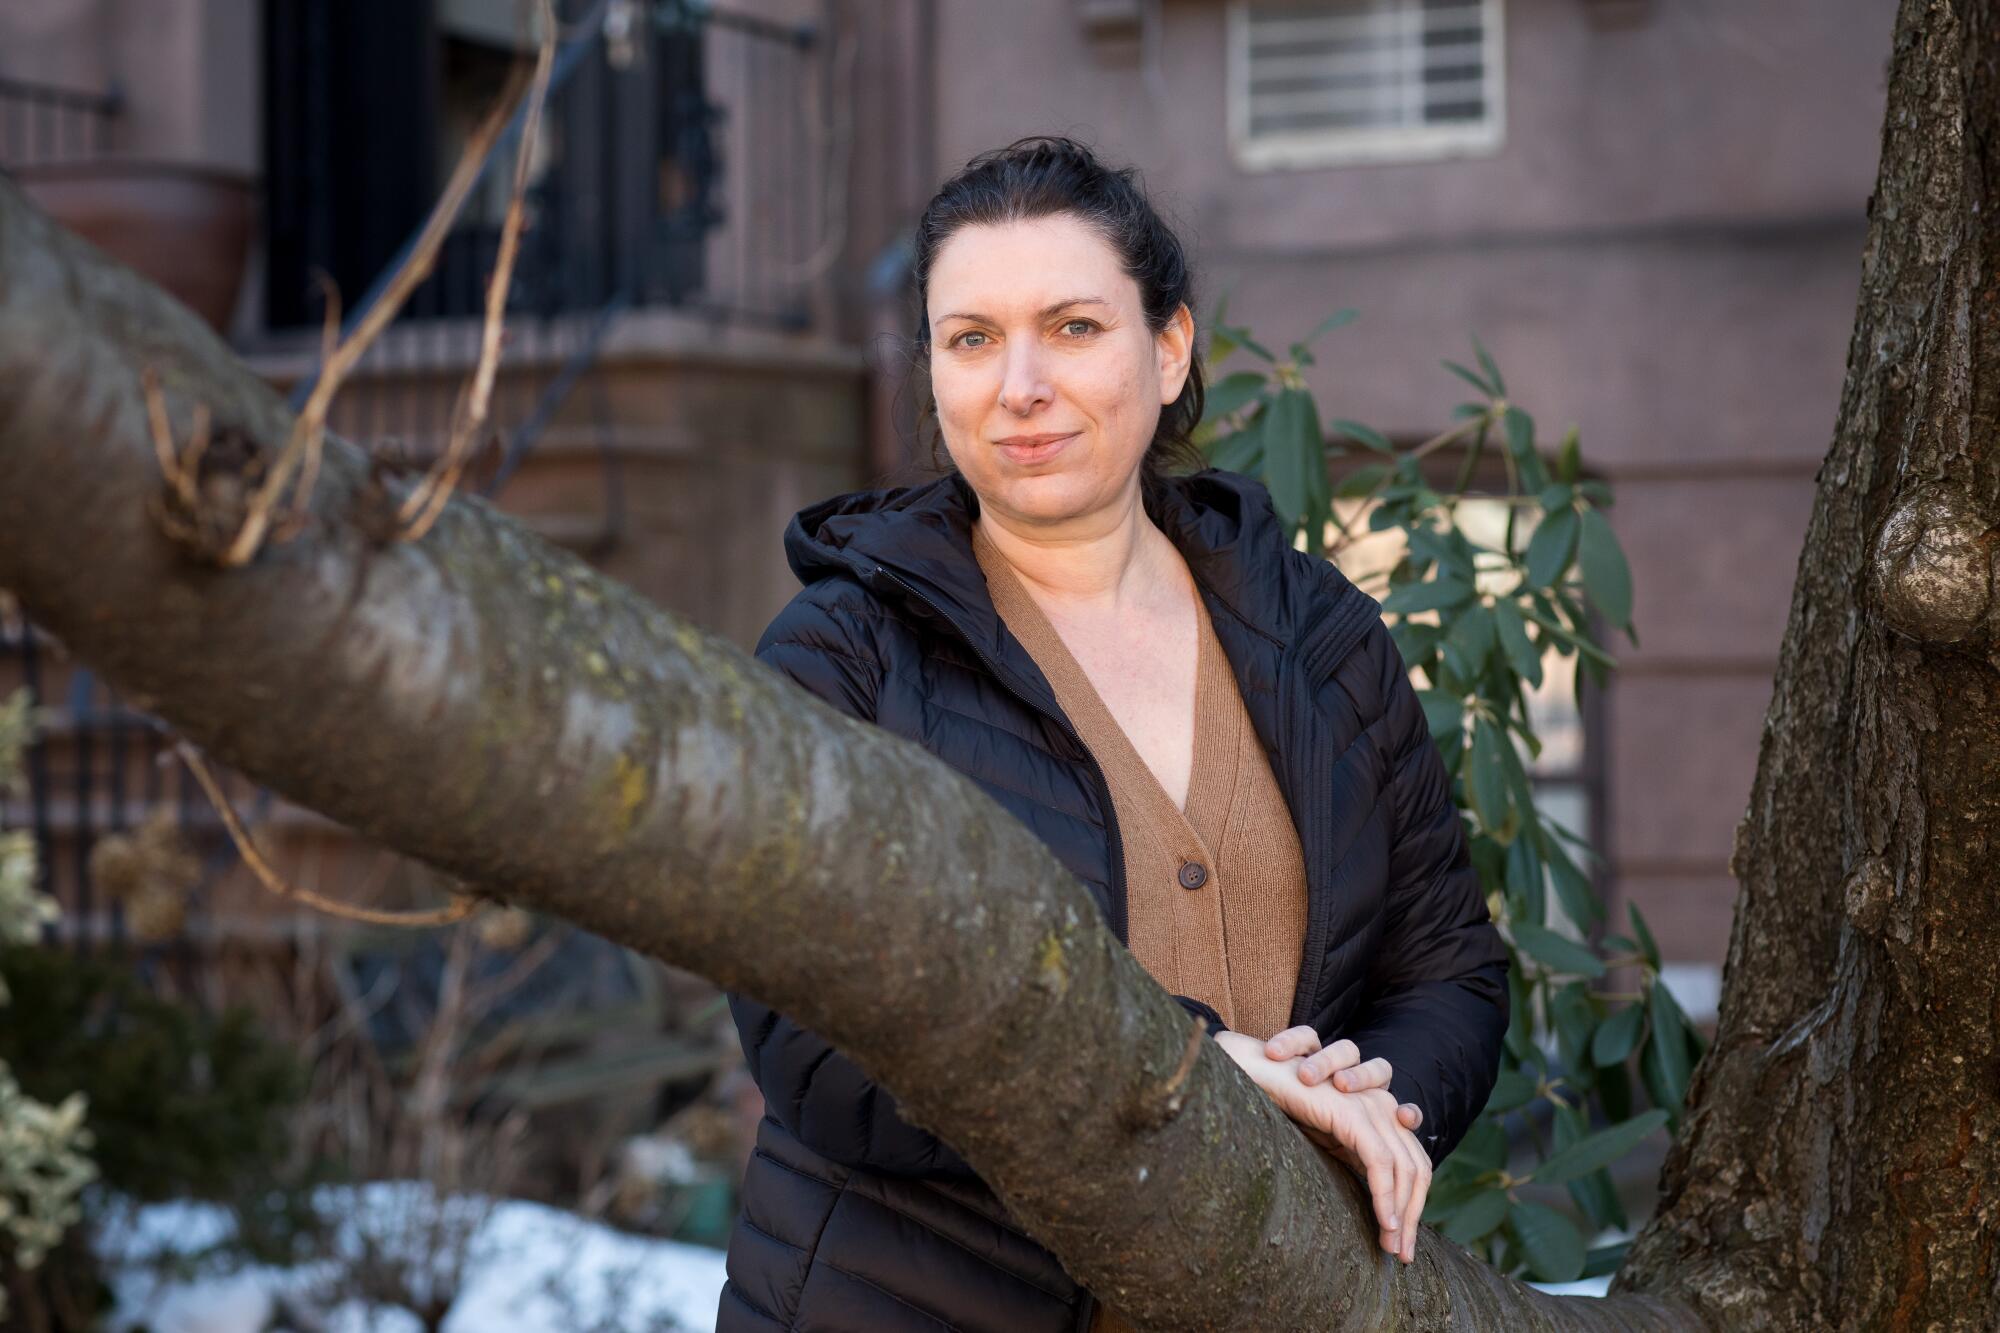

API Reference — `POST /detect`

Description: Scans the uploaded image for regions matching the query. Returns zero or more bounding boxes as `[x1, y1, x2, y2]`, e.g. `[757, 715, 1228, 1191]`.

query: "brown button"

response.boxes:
[1178, 860, 1208, 890]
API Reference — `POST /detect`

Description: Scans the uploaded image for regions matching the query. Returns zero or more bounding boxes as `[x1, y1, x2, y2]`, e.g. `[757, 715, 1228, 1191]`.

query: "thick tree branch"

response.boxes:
[0, 180, 1698, 1330]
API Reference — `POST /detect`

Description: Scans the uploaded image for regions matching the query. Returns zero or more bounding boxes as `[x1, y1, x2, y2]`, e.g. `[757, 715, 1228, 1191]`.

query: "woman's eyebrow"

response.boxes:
[936, 297, 1111, 324]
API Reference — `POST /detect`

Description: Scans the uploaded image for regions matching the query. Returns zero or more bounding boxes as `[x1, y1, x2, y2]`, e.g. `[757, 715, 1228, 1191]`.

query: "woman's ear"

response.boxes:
[1158, 302, 1196, 404]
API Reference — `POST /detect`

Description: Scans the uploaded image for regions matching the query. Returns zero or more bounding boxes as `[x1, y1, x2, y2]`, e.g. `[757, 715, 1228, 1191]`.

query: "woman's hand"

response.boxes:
[1213, 1029, 1431, 1264]
[1263, 1025, 1424, 1133]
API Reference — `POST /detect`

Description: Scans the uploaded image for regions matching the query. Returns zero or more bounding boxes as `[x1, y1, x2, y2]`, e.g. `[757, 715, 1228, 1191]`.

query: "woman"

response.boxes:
[718, 136, 1509, 1333]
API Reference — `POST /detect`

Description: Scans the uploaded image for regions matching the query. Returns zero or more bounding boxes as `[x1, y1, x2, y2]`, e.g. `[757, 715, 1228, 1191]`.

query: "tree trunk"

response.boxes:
[0, 1, 1992, 1326]
[1614, 2, 2000, 1327]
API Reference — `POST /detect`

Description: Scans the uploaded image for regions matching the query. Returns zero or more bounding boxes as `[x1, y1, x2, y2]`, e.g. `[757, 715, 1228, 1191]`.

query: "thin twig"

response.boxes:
[1326, 412, 1490, 557]
[221, 63, 537, 566]
[141, 367, 199, 510]
[399, 0, 557, 543]
[282, 271, 347, 538]
[175, 741, 479, 927]
[1123, 1012, 1213, 1132]
[464, 926, 564, 1013]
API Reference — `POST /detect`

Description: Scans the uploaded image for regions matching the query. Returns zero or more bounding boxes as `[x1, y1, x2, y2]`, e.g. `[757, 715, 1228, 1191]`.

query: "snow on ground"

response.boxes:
[94, 1181, 1605, 1331]
[96, 1182, 728, 1333]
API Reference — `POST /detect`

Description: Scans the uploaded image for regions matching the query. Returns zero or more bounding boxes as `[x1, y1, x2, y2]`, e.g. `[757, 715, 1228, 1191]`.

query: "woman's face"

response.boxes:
[925, 213, 1193, 530]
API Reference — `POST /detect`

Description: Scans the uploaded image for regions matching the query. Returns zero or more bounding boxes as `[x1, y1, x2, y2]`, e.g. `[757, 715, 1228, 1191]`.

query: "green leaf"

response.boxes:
[1236, 330, 1278, 362]
[1471, 333, 1506, 398]
[1452, 1119, 1508, 1174]
[1390, 619, 1442, 668]
[1467, 717, 1514, 836]
[1598, 1055, 1634, 1123]
[1259, 388, 1319, 531]
[1524, 506, 1579, 590]
[1557, 426, 1581, 484]
[1483, 1066, 1538, 1114]
[1300, 306, 1359, 345]
[1535, 481, 1574, 513]
[1409, 524, 1475, 583]
[1416, 689, 1464, 740]
[1530, 1109, 1669, 1187]
[1503, 407, 1550, 492]
[1423, 1158, 1487, 1216]
[1443, 358, 1496, 398]
[1329, 418, 1392, 453]
[1503, 833, 1545, 927]
[1205, 418, 1264, 474]
[1508, 1200, 1586, 1283]
[1548, 1100, 1627, 1233]
[1591, 1002, 1645, 1067]
[1646, 980, 1695, 1111]
[1381, 576, 1476, 616]
[1201, 371, 1268, 428]
[1490, 599, 1543, 689]
[1550, 982, 1597, 1075]
[1335, 461, 1392, 499]
[1521, 602, 1617, 669]
[1576, 507, 1633, 630]
[1570, 1167, 1627, 1235]
[1544, 836, 1601, 929]
[1510, 922, 1606, 979]
[1441, 602, 1497, 684]
[1441, 1187, 1510, 1246]
[1627, 902, 1662, 971]
[1582, 1241, 1631, 1279]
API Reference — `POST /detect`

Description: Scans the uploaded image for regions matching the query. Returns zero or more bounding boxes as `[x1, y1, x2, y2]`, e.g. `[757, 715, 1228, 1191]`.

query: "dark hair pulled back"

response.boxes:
[908, 135, 1207, 485]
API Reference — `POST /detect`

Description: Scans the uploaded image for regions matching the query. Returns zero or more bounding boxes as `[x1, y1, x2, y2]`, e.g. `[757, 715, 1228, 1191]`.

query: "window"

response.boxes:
[1228, 0, 1505, 170]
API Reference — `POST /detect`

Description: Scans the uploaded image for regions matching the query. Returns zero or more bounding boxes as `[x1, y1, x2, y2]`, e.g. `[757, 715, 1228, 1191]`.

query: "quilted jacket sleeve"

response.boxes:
[1339, 619, 1511, 1166]
[728, 587, 978, 1180]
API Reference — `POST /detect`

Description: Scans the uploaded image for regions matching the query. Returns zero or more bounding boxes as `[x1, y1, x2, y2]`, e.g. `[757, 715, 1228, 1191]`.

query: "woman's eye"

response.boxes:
[947, 320, 1094, 349]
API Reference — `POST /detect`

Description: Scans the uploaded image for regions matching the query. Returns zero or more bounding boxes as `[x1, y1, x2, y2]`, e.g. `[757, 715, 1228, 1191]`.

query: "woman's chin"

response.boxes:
[978, 471, 1102, 525]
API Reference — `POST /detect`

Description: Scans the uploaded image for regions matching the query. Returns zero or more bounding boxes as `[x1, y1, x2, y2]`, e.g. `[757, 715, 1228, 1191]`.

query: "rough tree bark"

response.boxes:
[0, 1, 1991, 1327]
[1613, 2, 2000, 1327]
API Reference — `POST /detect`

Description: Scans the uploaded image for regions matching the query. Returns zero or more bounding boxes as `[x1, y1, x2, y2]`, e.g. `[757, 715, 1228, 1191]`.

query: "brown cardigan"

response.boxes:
[974, 524, 1313, 1332]
[971, 521, 1310, 1041]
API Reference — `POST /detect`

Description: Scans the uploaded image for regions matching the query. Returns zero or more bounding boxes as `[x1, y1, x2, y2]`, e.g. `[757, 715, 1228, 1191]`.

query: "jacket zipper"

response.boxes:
[873, 565, 1132, 945]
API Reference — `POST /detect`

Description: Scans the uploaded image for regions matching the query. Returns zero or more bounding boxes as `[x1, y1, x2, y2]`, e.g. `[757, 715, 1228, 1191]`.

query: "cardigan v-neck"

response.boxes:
[970, 520, 1309, 1043]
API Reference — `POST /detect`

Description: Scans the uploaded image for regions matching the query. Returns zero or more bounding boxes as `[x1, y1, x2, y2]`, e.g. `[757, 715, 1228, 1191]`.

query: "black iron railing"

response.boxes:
[0, 75, 123, 167]
[2, 0, 841, 958]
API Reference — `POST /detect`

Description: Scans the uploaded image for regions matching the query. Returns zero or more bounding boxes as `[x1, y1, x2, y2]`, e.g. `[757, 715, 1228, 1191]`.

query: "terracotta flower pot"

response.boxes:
[11, 159, 254, 334]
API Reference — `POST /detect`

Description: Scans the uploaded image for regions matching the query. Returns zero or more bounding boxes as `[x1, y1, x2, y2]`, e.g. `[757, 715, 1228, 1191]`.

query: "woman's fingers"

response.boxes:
[1358, 1132, 1403, 1248]
[1401, 1138, 1432, 1263]
[1397, 1101, 1423, 1131]
[1330, 1055, 1394, 1093]
[1297, 1038, 1361, 1086]
[1263, 1024, 1321, 1062]
[1387, 1139, 1413, 1256]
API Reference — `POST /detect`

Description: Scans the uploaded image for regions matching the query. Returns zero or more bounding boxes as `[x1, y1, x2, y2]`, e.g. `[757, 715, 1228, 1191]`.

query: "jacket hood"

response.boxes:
[780, 467, 1359, 665]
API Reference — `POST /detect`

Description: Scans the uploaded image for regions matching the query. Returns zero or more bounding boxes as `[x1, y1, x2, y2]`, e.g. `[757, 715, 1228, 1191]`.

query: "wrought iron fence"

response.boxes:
[2, 0, 840, 961]
[0, 75, 122, 167]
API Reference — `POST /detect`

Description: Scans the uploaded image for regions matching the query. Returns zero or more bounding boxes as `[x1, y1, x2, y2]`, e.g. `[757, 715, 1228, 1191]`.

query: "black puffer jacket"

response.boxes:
[718, 467, 1509, 1332]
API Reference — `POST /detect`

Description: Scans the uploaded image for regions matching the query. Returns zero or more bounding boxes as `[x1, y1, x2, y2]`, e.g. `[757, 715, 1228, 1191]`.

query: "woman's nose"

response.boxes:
[997, 345, 1052, 416]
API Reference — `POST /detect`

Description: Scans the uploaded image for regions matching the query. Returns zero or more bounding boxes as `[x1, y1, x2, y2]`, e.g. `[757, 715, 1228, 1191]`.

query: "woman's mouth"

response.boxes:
[995, 432, 1079, 466]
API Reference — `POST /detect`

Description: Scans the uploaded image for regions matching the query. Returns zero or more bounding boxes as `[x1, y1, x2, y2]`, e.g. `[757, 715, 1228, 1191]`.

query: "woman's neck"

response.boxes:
[972, 483, 1178, 614]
